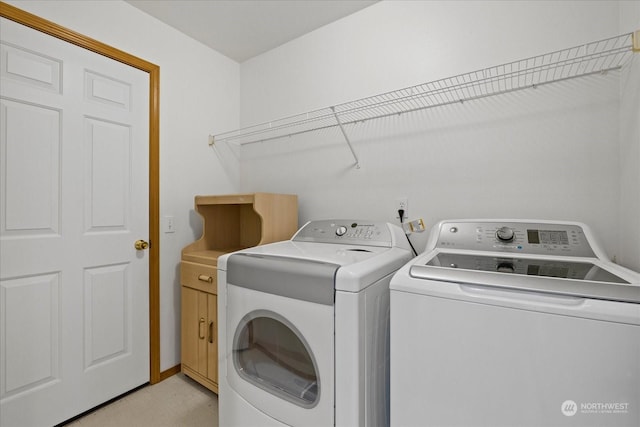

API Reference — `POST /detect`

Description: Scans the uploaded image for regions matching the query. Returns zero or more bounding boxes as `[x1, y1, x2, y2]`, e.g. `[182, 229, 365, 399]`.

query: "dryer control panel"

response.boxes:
[293, 220, 396, 247]
[434, 220, 597, 258]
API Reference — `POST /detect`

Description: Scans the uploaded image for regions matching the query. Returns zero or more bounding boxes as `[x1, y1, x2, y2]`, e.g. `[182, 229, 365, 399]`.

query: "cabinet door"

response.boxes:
[181, 286, 207, 376]
[207, 294, 218, 384]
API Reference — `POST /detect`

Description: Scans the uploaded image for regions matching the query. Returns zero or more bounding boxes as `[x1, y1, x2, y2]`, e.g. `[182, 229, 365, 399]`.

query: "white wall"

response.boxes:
[6, 0, 241, 371]
[6, 0, 638, 378]
[238, 0, 640, 270]
[619, 1, 640, 271]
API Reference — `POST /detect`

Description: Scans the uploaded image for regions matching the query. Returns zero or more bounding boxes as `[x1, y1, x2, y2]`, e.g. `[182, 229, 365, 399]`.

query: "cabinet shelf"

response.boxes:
[181, 193, 299, 263]
[181, 248, 245, 266]
[211, 31, 638, 150]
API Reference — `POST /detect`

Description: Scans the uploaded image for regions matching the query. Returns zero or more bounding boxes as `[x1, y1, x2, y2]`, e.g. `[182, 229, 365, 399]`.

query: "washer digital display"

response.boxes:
[527, 229, 569, 245]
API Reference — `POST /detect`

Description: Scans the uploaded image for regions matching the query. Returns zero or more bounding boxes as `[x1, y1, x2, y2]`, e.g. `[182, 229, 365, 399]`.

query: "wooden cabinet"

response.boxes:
[180, 262, 218, 390]
[180, 193, 298, 393]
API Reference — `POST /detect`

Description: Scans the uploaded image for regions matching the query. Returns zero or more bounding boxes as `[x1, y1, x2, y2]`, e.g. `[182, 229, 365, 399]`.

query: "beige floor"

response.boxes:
[63, 373, 218, 427]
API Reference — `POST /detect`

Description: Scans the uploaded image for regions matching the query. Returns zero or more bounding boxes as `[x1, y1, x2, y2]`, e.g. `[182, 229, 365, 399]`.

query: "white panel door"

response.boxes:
[0, 17, 150, 426]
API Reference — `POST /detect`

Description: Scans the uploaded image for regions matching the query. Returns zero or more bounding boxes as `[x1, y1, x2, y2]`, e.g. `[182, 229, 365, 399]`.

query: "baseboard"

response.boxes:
[158, 364, 181, 382]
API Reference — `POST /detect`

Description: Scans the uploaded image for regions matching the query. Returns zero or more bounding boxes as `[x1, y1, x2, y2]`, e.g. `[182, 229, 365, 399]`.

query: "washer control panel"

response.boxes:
[293, 220, 393, 247]
[435, 221, 596, 257]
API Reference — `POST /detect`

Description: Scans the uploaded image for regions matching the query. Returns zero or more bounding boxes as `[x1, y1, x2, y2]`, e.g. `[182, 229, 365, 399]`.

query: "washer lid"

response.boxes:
[409, 252, 640, 304]
[426, 252, 629, 283]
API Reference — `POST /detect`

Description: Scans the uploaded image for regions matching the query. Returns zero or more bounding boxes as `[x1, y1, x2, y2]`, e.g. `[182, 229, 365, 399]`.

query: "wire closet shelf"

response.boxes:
[211, 32, 638, 149]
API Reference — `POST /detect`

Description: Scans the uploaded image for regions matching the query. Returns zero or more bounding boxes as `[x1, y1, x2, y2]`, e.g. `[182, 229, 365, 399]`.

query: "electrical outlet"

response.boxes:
[407, 218, 426, 233]
[396, 197, 408, 220]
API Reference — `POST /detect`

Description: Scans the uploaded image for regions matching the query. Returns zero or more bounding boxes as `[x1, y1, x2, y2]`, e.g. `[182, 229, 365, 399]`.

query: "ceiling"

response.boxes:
[125, 0, 379, 62]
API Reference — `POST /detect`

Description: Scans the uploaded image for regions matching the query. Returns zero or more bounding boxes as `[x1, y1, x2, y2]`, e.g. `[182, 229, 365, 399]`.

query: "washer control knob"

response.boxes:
[335, 226, 348, 236]
[496, 226, 515, 242]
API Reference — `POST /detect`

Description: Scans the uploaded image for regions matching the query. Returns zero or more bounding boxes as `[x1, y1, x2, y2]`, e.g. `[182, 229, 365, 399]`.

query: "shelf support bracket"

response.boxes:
[208, 134, 221, 158]
[331, 106, 360, 169]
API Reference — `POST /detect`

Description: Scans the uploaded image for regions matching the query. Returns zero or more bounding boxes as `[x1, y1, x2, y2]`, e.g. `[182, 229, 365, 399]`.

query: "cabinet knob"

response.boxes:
[209, 321, 215, 344]
[198, 274, 213, 283]
[199, 317, 206, 339]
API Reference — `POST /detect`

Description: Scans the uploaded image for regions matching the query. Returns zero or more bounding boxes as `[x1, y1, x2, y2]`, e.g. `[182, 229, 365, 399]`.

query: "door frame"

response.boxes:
[0, 1, 163, 384]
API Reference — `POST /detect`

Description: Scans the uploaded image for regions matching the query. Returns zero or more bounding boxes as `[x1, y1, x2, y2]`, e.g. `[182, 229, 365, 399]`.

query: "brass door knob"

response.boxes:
[134, 240, 149, 250]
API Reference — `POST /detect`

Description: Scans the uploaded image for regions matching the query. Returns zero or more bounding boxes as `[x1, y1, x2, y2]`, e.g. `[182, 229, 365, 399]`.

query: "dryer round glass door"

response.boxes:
[225, 283, 335, 426]
[233, 310, 319, 407]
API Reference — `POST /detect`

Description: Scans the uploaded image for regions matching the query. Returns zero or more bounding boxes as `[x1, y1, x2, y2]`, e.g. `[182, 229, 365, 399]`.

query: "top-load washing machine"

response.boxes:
[390, 219, 640, 427]
[217, 219, 413, 427]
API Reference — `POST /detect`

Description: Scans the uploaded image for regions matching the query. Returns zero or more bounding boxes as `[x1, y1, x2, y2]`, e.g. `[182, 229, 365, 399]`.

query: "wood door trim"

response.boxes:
[0, 1, 162, 384]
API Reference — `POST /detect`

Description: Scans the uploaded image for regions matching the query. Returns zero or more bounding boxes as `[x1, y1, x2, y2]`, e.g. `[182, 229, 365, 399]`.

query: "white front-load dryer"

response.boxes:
[217, 220, 413, 426]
